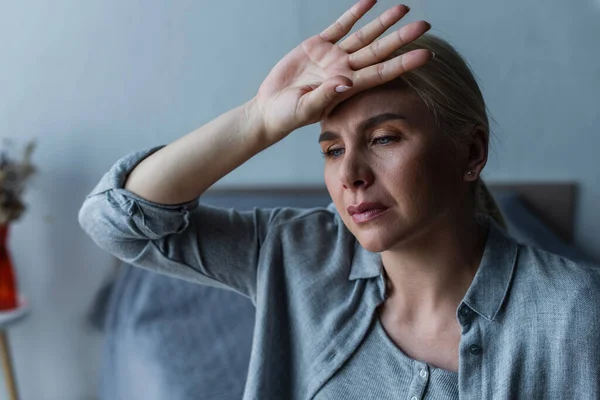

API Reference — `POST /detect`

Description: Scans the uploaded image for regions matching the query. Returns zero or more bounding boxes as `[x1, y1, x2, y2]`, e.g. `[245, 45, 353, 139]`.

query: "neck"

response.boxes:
[380, 212, 489, 324]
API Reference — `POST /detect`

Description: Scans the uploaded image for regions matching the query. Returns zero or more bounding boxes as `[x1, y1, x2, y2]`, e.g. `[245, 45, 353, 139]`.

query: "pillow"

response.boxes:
[493, 191, 591, 263]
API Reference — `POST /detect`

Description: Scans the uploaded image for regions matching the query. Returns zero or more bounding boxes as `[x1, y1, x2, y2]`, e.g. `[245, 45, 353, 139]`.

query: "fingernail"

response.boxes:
[335, 85, 352, 93]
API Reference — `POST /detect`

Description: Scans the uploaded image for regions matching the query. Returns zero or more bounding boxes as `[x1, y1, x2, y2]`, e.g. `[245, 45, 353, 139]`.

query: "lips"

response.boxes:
[347, 202, 389, 224]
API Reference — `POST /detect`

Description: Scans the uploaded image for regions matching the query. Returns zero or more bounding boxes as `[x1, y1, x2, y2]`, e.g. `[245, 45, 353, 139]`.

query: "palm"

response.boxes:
[258, 39, 352, 131]
[255, 1, 432, 140]
[269, 40, 351, 96]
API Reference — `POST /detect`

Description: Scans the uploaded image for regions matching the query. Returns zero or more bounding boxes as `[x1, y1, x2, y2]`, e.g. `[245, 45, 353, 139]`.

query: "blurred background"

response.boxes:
[0, 0, 599, 399]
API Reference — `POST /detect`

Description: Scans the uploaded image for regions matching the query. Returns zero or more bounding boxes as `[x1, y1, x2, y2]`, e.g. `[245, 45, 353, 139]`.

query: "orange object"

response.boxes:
[0, 225, 17, 311]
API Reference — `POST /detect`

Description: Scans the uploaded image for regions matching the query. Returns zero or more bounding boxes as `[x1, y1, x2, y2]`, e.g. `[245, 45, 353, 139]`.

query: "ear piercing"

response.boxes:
[467, 170, 476, 178]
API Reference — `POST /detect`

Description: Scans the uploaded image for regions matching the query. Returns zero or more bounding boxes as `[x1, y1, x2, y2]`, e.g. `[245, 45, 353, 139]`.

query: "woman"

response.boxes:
[79, 0, 600, 398]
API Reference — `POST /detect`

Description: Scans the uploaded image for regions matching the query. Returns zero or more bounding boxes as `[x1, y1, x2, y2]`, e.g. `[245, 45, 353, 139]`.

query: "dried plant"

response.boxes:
[0, 139, 37, 225]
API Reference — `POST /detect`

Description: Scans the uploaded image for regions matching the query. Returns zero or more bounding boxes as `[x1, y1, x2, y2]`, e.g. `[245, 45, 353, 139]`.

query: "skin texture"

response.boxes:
[321, 83, 464, 253]
[254, 1, 433, 143]
[320, 82, 489, 372]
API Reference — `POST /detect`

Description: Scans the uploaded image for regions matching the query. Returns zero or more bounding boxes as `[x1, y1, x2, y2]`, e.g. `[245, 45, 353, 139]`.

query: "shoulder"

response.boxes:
[514, 243, 600, 321]
[261, 202, 359, 280]
[516, 243, 600, 289]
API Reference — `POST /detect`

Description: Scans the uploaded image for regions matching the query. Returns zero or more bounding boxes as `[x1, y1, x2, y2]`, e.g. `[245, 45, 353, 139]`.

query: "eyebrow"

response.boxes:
[318, 113, 406, 143]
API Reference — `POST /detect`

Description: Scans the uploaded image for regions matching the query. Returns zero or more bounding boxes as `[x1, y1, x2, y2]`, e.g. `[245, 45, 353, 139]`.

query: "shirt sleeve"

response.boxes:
[78, 145, 293, 300]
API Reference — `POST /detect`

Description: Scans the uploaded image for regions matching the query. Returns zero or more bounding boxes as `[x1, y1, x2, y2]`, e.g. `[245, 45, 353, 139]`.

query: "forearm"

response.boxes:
[124, 97, 270, 205]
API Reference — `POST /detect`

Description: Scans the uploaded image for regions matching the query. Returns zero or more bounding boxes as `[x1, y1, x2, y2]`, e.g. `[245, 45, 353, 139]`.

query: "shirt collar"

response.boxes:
[348, 215, 519, 321]
[348, 240, 384, 280]
[461, 217, 519, 321]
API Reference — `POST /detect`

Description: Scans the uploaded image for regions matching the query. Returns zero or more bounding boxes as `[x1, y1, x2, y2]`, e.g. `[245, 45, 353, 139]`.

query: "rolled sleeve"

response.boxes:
[78, 146, 282, 299]
[79, 144, 198, 238]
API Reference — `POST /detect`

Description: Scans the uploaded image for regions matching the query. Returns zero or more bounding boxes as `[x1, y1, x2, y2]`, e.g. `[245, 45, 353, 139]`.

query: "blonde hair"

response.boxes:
[388, 34, 506, 230]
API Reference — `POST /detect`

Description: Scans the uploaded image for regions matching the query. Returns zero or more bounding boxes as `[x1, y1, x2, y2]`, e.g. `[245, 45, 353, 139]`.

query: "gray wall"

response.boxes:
[1, 0, 598, 399]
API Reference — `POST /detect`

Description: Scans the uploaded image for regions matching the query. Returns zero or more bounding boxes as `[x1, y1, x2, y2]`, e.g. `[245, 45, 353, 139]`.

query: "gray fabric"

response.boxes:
[99, 263, 255, 400]
[314, 315, 458, 399]
[79, 145, 600, 399]
[96, 190, 332, 400]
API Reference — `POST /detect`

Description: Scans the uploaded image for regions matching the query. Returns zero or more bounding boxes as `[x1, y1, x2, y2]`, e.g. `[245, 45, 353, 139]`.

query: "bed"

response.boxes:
[91, 182, 593, 400]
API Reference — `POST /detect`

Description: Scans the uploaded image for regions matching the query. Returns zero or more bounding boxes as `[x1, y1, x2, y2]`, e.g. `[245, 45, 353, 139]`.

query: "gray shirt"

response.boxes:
[79, 145, 600, 400]
[314, 315, 458, 399]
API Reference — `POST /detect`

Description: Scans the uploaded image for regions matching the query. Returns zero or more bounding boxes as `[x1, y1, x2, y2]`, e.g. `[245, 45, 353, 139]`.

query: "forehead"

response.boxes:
[321, 84, 426, 130]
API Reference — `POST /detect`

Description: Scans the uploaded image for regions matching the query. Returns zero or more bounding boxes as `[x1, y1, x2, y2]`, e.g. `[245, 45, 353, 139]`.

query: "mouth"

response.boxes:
[347, 202, 389, 224]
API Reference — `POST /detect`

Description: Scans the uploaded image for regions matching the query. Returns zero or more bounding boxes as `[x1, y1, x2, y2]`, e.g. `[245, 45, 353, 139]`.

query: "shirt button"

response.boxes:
[419, 369, 427, 379]
[411, 397, 418, 400]
[469, 344, 483, 355]
[459, 305, 471, 317]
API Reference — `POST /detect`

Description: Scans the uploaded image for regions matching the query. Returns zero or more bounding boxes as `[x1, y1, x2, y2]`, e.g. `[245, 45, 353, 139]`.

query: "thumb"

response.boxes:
[301, 75, 353, 119]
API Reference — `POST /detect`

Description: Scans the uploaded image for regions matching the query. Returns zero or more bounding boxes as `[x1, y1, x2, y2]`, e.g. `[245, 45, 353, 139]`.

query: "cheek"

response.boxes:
[427, 142, 463, 191]
[378, 145, 426, 184]
[401, 144, 461, 210]
[390, 159, 430, 206]
[378, 146, 441, 206]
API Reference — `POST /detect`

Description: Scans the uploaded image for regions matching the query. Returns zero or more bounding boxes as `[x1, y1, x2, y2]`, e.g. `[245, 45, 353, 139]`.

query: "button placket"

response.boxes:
[458, 304, 473, 331]
[458, 306, 484, 356]
[407, 362, 429, 400]
[459, 305, 471, 317]
[458, 304, 484, 399]
[469, 344, 483, 355]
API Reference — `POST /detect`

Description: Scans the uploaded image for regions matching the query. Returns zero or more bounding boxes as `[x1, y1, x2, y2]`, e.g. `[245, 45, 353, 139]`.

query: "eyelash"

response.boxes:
[321, 135, 400, 159]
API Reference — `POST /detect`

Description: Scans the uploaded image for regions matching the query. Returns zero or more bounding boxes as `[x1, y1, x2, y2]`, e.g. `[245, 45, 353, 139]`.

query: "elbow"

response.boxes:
[78, 194, 143, 262]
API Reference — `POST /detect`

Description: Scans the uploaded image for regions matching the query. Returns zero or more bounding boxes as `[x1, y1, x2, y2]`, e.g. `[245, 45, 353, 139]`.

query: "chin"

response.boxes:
[354, 232, 395, 253]
[351, 218, 419, 253]
[341, 212, 414, 253]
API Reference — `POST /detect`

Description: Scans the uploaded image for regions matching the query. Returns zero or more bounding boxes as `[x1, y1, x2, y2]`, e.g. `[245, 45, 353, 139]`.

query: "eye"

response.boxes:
[321, 147, 345, 159]
[372, 135, 399, 145]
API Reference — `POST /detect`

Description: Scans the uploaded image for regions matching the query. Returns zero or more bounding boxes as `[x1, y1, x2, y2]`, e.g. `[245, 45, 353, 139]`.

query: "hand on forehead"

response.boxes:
[320, 84, 429, 136]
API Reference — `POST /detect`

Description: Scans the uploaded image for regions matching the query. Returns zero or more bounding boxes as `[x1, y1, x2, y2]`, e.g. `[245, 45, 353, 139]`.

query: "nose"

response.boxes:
[339, 151, 374, 191]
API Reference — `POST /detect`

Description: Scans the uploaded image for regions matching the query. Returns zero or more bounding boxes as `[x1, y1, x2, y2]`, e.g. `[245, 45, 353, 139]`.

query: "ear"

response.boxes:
[463, 126, 488, 181]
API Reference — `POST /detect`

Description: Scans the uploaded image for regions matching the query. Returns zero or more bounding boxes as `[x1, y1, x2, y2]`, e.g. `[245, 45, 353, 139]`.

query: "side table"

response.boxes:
[0, 297, 29, 400]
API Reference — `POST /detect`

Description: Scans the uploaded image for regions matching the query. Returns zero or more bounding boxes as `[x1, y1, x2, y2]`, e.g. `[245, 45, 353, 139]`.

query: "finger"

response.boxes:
[319, 0, 378, 44]
[338, 5, 410, 53]
[299, 75, 354, 120]
[349, 21, 431, 71]
[351, 49, 433, 91]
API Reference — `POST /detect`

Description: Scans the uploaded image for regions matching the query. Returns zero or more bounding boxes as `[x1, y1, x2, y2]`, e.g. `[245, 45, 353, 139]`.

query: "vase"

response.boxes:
[0, 224, 18, 311]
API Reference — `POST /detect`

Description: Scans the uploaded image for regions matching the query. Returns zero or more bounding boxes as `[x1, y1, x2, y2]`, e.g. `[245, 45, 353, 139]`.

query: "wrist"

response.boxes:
[241, 96, 273, 150]
[243, 96, 294, 148]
